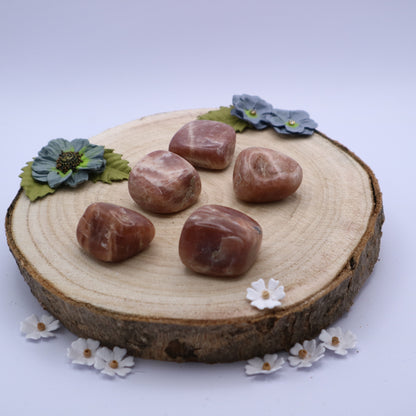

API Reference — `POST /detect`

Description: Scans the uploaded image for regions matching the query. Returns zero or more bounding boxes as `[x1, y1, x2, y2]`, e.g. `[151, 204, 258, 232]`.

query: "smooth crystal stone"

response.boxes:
[76, 202, 155, 262]
[128, 150, 201, 214]
[169, 120, 236, 169]
[233, 147, 303, 202]
[179, 204, 262, 277]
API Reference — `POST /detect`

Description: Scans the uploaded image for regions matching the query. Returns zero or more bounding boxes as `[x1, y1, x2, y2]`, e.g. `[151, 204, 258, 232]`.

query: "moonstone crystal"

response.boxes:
[233, 147, 303, 202]
[76, 202, 155, 262]
[169, 120, 236, 169]
[179, 204, 262, 277]
[128, 150, 201, 214]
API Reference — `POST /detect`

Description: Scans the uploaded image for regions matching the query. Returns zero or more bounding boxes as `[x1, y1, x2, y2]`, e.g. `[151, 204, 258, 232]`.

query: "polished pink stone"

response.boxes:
[178, 204, 262, 277]
[169, 120, 236, 169]
[76, 202, 155, 262]
[128, 150, 201, 214]
[233, 147, 303, 202]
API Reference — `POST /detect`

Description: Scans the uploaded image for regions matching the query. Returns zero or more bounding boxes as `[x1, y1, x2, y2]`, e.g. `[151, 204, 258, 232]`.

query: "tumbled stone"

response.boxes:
[128, 150, 201, 214]
[178, 204, 262, 277]
[169, 120, 236, 169]
[76, 202, 155, 262]
[233, 147, 303, 202]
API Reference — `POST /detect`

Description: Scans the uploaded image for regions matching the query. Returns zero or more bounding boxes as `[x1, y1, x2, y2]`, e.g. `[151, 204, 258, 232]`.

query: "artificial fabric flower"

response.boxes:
[94, 346, 135, 377]
[31, 138, 106, 189]
[67, 338, 101, 366]
[245, 353, 285, 376]
[319, 327, 357, 355]
[20, 313, 60, 340]
[288, 339, 325, 368]
[230, 94, 273, 129]
[246, 278, 285, 310]
[266, 109, 318, 136]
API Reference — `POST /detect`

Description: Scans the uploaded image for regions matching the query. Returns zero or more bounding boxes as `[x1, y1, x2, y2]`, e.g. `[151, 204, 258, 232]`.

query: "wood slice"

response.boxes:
[5, 109, 384, 363]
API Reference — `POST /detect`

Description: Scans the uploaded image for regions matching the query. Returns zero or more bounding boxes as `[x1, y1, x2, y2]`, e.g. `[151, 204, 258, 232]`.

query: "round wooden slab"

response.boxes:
[6, 109, 384, 363]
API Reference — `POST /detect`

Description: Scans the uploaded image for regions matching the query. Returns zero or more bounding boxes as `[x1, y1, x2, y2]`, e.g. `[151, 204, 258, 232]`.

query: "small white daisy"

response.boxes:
[245, 353, 285, 376]
[288, 339, 325, 368]
[94, 346, 135, 377]
[319, 327, 357, 355]
[246, 278, 285, 310]
[67, 338, 101, 366]
[20, 314, 60, 340]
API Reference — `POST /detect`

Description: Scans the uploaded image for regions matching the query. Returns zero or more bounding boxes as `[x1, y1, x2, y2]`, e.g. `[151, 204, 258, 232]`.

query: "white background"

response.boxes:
[1, 0, 415, 415]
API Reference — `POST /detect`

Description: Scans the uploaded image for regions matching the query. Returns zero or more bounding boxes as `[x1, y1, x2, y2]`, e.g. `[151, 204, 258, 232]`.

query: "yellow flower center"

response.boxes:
[262, 362, 271, 371]
[83, 349, 92, 358]
[249, 109, 257, 116]
[37, 322, 46, 331]
[298, 349, 308, 359]
[288, 119, 296, 126]
[331, 336, 340, 346]
[262, 290, 270, 299]
[109, 360, 119, 369]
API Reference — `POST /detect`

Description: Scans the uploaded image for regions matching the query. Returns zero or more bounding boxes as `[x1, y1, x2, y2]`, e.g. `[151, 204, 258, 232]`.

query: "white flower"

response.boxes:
[67, 338, 101, 366]
[288, 339, 325, 368]
[94, 346, 135, 377]
[246, 278, 285, 310]
[20, 314, 60, 340]
[319, 327, 357, 355]
[245, 353, 285, 376]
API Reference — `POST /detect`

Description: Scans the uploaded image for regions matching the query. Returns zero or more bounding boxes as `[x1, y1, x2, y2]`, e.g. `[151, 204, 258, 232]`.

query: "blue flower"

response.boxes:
[230, 94, 274, 129]
[266, 109, 318, 136]
[31, 138, 106, 188]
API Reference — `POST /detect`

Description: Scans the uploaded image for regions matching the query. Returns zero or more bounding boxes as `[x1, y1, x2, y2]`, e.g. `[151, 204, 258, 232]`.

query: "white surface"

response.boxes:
[1, 0, 414, 415]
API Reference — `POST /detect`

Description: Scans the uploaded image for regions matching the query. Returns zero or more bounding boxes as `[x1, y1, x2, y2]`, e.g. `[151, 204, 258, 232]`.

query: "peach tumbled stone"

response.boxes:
[76, 202, 155, 262]
[128, 150, 201, 214]
[179, 204, 262, 277]
[169, 120, 236, 169]
[233, 147, 303, 202]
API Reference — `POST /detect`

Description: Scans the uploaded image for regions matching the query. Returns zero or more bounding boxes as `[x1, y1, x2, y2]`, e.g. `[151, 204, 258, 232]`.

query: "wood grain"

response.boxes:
[5, 109, 384, 362]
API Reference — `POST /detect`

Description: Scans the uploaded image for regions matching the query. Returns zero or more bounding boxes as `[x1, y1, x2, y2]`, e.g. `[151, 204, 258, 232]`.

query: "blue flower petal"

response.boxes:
[47, 170, 72, 188]
[37, 138, 69, 160]
[65, 170, 89, 187]
[31, 159, 56, 175]
[83, 144, 105, 160]
[231, 94, 274, 129]
[71, 138, 91, 153]
[78, 157, 106, 172]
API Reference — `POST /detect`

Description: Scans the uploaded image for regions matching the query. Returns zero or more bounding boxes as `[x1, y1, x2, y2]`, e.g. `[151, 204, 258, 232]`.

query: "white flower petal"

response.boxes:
[246, 357, 264, 367]
[40, 314, 54, 326]
[288, 356, 302, 367]
[289, 342, 302, 356]
[246, 287, 260, 301]
[46, 320, 60, 332]
[319, 329, 332, 344]
[114, 366, 133, 377]
[271, 285, 285, 301]
[251, 278, 266, 292]
[119, 356, 135, 368]
[93, 357, 106, 370]
[113, 346, 127, 362]
[245, 364, 261, 375]
[96, 346, 113, 362]
[250, 299, 267, 310]
[100, 367, 116, 377]
[26, 331, 42, 340]
[268, 279, 281, 291]
[86, 339, 101, 351]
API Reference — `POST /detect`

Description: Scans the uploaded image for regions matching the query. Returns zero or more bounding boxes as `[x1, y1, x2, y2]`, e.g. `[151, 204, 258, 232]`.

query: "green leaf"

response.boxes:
[92, 148, 131, 184]
[19, 162, 56, 201]
[198, 106, 250, 132]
